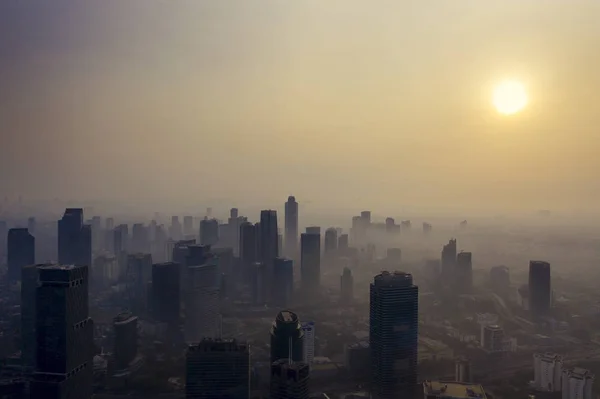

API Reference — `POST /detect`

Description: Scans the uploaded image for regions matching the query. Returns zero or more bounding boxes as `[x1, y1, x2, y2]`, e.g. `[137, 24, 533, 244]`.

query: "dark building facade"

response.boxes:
[58, 208, 92, 268]
[113, 313, 138, 371]
[199, 218, 219, 247]
[455, 252, 473, 293]
[185, 338, 250, 399]
[270, 360, 309, 399]
[270, 311, 304, 364]
[340, 267, 354, 304]
[300, 233, 321, 296]
[259, 210, 279, 266]
[324, 228, 338, 256]
[284, 196, 298, 259]
[441, 238, 457, 279]
[370, 271, 418, 399]
[239, 222, 258, 279]
[272, 258, 294, 307]
[7, 228, 35, 283]
[152, 262, 181, 326]
[529, 261, 551, 318]
[31, 265, 94, 399]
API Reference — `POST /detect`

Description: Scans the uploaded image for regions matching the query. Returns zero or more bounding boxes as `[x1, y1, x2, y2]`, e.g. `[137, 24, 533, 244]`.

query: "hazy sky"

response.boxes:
[1, 1, 599, 213]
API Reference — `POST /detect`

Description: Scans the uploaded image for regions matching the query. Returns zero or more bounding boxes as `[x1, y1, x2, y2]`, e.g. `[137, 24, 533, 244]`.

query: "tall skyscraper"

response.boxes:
[183, 216, 194, 237]
[340, 267, 354, 304]
[170, 216, 183, 241]
[58, 208, 92, 268]
[270, 360, 310, 399]
[305, 226, 321, 235]
[272, 258, 294, 307]
[131, 223, 149, 253]
[113, 224, 129, 255]
[113, 312, 138, 371]
[324, 228, 338, 257]
[270, 310, 305, 364]
[200, 218, 219, 247]
[370, 271, 418, 399]
[126, 254, 153, 316]
[259, 210, 278, 265]
[441, 238, 457, 278]
[239, 222, 258, 281]
[31, 265, 94, 399]
[185, 338, 250, 399]
[301, 321, 315, 364]
[529, 261, 551, 318]
[300, 233, 321, 296]
[338, 234, 349, 251]
[21, 263, 51, 373]
[456, 252, 473, 293]
[185, 263, 220, 342]
[7, 228, 35, 283]
[284, 196, 298, 259]
[152, 262, 181, 327]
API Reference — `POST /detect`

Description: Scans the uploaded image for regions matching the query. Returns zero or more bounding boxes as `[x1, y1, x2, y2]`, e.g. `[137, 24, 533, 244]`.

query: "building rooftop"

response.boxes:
[423, 381, 487, 399]
[277, 310, 299, 323]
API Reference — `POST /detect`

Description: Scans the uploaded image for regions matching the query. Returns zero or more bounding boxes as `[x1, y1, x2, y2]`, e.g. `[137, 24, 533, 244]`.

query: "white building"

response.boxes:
[533, 353, 563, 392]
[562, 368, 594, 399]
[302, 321, 315, 364]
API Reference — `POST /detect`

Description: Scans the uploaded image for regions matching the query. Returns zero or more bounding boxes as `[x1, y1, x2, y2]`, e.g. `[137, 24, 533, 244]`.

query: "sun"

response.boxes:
[492, 80, 528, 115]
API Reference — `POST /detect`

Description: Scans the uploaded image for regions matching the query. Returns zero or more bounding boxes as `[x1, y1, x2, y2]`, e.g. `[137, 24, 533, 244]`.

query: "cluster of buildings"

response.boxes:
[532, 353, 594, 399]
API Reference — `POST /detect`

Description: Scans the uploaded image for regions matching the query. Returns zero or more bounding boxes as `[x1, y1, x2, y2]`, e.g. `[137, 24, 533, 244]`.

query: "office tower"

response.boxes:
[272, 258, 294, 307]
[170, 216, 183, 241]
[270, 310, 304, 364]
[385, 217, 395, 233]
[338, 234, 349, 251]
[152, 262, 181, 326]
[456, 252, 473, 293]
[131, 223, 149, 253]
[113, 224, 129, 255]
[152, 224, 168, 263]
[186, 338, 250, 399]
[58, 208, 92, 268]
[185, 263, 220, 342]
[455, 357, 472, 383]
[259, 210, 278, 265]
[183, 216, 194, 237]
[270, 360, 310, 399]
[213, 247, 234, 275]
[105, 217, 114, 231]
[239, 222, 257, 280]
[324, 228, 338, 257]
[228, 208, 245, 255]
[562, 368, 594, 399]
[490, 265, 510, 296]
[113, 313, 138, 371]
[529, 261, 551, 318]
[340, 267, 354, 304]
[305, 226, 321, 235]
[126, 254, 153, 315]
[441, 238, 457, 278]
[301, 322, 315, 364]
[28, 217, 37, 235]
[21, 264, 51, 373]
[31, 265, 93, 399]
[251, 262, 268, 305]
[7, 228, 35, 283]
[199, 218, 219, 246]
[93, 255, 118, 288]
[422, 222, 432, 235]
[300, 233, 320, 296]
[284, 196, 299, 259]
[361, 211, 371, 225]
[370, 271, 418, 399]
[533, 353, 563, 391]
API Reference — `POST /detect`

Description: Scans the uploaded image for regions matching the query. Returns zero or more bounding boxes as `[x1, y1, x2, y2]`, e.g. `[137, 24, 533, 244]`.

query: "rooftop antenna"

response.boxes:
[288, 337, 293, 365]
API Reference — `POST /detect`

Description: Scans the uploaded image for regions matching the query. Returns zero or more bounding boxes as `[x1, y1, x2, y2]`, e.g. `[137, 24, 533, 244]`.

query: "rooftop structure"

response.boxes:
[423, 381, 487, 399]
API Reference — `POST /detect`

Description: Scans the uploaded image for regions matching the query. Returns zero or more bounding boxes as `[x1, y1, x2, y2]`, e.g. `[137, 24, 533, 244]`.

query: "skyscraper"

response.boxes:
[200, 218, 219, 247]
[183, 216, 194, 237]
[340, 267, 354, 304]
[152, 262, 181, 327]
[324, 228, 338, 257]
[270, 310, 305, 364]
[338, 234, 349, 251]
[126, 254, 153, 316]
[31, 265, 94, 399]
[370, 271, 419, 399]
[58, 208, 92, 268]
[272, 258, 294, 307]
[456, 252, 473, 293]
[529, 261, 551, 318]
[170, 216, 183, 241]
[300, 233, 320, 296]
[441, 238, 457, 278]
[185, 262, 220, 342]
[21, 263, 51, 373]
[284, 196, 298, 259]
[7, 228, 35, 283]
[186, 338, 250, 399]
[259, 210, 279, 265]
[239, 222, 258, 282]
[131, 223, 149, 253]
[270, 360, 310, 399]
[113, 312, 138, 371]
[301, 321, 315, 365]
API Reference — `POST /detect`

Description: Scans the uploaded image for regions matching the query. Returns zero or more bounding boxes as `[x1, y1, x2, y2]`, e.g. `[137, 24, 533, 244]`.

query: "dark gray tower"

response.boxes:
[7, 227, 35, 283]
[270, 310, 304, 364]
[58, 208, 92, 269]
[300, 233, 320, 296]
[370, 271, 418, 399]
[529, 261, 551, 318]
[270, 360, 309, 399]
[284, 196, 299, 259]
[441, 238, 457, 278]
[456, 251, 473, 293]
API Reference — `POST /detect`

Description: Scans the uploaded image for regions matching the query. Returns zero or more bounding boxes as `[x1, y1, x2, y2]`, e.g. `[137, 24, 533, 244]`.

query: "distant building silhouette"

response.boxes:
[441, 238, 457, 278]
[200, 218, 219, 247]
[529, 261, 551, 318]
[58, 208, 92, 268]
[300, 233, 321, 296]
[7, 227, 34, 283]
[324, 228, 338, 258]
[337, 234, 349, 251]
[272, 258, 294, 307]
[456, 252, 473, 293]
[185, 262, 220, 341]
[152, 262, 181, 327]
[270, 310, 304, 364]
[284, 196, 299, 259]
[21, 263, 51, 373]
[340, 267, 354, 304]
[270, 360, 309, 399]
[113, 312, 138, 371]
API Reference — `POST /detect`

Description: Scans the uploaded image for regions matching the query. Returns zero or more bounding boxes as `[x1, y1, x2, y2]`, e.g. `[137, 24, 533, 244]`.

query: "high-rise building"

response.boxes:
[131, 223, 149, 253]
[529, 261, 551, 318]
[183, 216, 194, 237]
[562, 368, 594, 399]
[340, 267, 354, 304]
[21, 263, 51, 373]
[441, 238, 457, 278]
[370, 271, 418, 399]
[284, 196, 299, 259]
[251, 262, 268, 305]
[305, 226, 321, 235]
[270, 360, 310, 399]
[301, 322, 315, 364]
[31, 265, 94, 399]
[126, 254, 153, 316]
[7, 228, 35, 283]
[113, 224, 129, 255]
[422, 222, 432, 235]
[324, 228, 338, 257]
[259, 210, 278, 265]
[273, 258, 294, 307]
[170, 216, 183, 241]
[185, 263, 220, 342]
[58, 208, 92, 268]
[185, 338, 250, 399]
[455, 357, 472, 383]
[270, 310, 304, 364]
[239, 222, 258, 274]
[300, 233, 320, 296]
[228, 208, 246, 256]
[337, 234, 349, 251]
[152, 262, 181, 326]
[456, 252, 473, 293]
[481, 324, 504, 353]
[113, 312, 138, 371]
[533, 353, 563, 392]
[200, 218, 219, 247]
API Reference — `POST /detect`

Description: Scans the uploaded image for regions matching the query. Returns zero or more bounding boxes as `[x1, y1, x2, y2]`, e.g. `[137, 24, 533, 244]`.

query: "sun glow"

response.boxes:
[492, 80, 528, 115]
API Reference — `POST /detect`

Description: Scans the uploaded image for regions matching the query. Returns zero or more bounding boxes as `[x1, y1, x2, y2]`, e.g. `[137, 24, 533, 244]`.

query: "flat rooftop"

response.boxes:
[423, 381, 487, 399]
